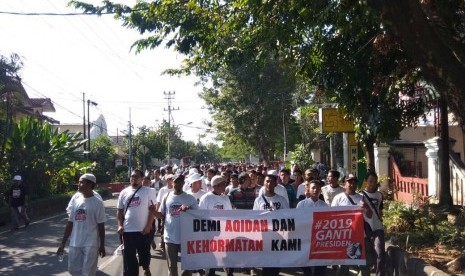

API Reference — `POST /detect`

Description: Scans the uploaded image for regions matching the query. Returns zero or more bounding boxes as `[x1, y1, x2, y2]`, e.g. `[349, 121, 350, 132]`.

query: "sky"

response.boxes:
[0, 0, 213, 142]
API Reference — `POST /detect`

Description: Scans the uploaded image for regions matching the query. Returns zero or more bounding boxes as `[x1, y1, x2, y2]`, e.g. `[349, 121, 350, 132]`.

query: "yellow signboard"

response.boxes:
[319, 108, 354, 132]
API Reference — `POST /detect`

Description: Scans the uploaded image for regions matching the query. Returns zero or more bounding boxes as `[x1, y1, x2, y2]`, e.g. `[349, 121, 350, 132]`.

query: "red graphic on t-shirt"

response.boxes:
[75, 209, 87, 221]
[128, 196, 141, 208]
[169, 203, 182, 217]
[213, 204, 224, 210]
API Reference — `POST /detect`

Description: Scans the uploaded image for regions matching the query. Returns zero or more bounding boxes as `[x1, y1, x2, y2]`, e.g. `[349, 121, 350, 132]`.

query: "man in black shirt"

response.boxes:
[8, 175, 30, 230]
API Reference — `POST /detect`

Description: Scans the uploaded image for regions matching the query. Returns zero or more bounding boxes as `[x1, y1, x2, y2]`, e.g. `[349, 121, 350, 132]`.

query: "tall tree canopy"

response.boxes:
[70, 0, 452, 170]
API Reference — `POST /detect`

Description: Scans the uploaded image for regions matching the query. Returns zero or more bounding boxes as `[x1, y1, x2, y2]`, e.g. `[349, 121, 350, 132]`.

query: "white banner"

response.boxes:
[180, 206, 366, 269]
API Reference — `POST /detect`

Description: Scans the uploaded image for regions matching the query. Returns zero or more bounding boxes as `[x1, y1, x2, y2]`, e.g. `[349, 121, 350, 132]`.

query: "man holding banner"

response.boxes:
[199, 175, 234, 276]
[331, 174, 373, 276]
[296, 180, 328, 276]
[253, 172, 289, 276]
[158, 174, 198, 276]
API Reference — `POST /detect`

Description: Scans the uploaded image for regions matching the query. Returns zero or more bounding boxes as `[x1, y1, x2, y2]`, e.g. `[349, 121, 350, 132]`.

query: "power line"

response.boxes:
[0, 8, 148, 16]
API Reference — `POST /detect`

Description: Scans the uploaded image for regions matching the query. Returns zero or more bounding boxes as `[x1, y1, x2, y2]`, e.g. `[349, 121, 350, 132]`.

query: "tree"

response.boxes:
[371, 0, 465, 129]
[90, 135, 116, 183]
[5, 117, 86, 197]
[200, 55, 298, 163]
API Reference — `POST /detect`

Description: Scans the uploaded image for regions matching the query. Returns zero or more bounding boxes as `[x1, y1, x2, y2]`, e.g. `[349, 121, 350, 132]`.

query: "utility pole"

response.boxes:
[164, 91, 179, 165]
[128, 107, 133, 175]
[87, 99, 98, 157]
[83, 93, 86, 151]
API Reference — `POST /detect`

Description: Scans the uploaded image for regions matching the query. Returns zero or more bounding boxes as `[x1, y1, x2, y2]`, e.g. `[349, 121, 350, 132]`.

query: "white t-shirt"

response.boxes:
[258, 184, 289, 205]
[296, 198, 328, 209]
[362, 190, 384, 231]
[150, 179, 164, 199]
[157, 186, 173, 207]
[321, 185, 345, 205]
[202, 177, 212, 192]
[117, 186, 156, 232]
[296, 183, 306, 200]
[68, 195, 106, 247]
[225, 184, 238, 195]
[66, 191, 103, 216]
[199, 192, 233, 210]
[187, 189, 207, 204]
[253, 194, 289, 210]
[331, 192, 363, 207]
[159, 192, 198, 244]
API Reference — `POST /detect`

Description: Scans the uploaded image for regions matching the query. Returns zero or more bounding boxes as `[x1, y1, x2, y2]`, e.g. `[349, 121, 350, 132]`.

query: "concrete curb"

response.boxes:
[386, 243, 450, 276]
[408, 257, 450, 276]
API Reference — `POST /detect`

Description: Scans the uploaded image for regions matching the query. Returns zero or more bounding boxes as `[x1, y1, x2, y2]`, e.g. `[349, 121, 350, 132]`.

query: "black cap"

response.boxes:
[173, 174, 185, 183]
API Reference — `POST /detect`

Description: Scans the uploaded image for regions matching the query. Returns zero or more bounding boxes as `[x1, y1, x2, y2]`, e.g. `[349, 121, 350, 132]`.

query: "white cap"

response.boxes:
[13, 175, 22, 181]
[211, 175, 226, 187]
[79, 173, 96, 184]
[188, 168, 199, 175]
[189, 173, 202, 183]
[266, 170, 278, 176]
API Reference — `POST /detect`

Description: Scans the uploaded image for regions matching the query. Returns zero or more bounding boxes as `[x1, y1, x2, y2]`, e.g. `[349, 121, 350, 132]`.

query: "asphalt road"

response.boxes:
[0, 197, 348, 276]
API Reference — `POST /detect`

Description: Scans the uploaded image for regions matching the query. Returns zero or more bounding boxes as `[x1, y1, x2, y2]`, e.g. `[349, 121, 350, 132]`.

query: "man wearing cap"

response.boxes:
[199, 176, 233, 276]
[156, 174, 198, 276]
[331, 174, 373, 276]
[9, 175, 30, 230]
[182, 168, 198, 192]
[117, 169, 157, 276]
[186, 173, 206, 203]
[57, 173, 106, 276]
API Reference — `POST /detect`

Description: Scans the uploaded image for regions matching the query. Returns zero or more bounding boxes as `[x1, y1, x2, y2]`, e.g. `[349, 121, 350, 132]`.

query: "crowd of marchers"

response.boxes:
[56, 162, 386, 276]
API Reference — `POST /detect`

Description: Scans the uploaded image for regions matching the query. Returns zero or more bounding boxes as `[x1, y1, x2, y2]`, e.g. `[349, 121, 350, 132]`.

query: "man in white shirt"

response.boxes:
[254, 173, 289, 210]
[117, 169, 157, 276]
[155, 174, 174, 249]
[321, 170, 345, 205]
[331, 174, 372, 276]
[186, 173, 206, 203]
[57, 173, 106, 276]
[199, 176, 233, 276]
[155, 174, 198, 276]
[258, 170, 289, 206]
[362, 171, 386, 276]
[254, 173, 289, 276]
[296, 180, 327, 276]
